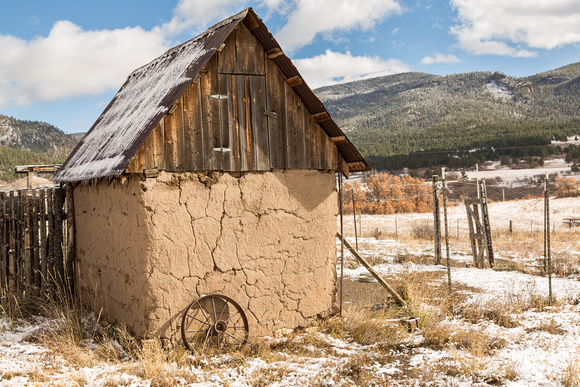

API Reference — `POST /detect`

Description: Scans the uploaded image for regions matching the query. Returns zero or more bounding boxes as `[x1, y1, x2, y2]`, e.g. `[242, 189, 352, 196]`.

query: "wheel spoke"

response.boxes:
[211, 297, 218, 322]
[217, 299, 228, 321]
[223, 330, 244, 343]
[224, 310, 241, 324]
[196, 301, 212, 324]
[185, 329, 207, 333]
[189, 315, 212, 326]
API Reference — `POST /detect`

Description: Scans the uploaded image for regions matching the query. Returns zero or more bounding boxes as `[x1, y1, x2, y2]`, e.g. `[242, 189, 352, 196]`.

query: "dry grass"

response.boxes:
[322, 309, 408, 346]
[562, 354, 580, 387]
[526, 318, 565, 335]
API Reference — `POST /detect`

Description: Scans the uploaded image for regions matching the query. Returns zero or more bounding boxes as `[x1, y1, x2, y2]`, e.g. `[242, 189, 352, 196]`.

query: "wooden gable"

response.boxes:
[125, 22, 338, 174]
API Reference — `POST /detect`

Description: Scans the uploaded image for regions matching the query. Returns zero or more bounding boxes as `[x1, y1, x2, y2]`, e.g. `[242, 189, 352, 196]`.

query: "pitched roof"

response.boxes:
[53, 8, 370, 182]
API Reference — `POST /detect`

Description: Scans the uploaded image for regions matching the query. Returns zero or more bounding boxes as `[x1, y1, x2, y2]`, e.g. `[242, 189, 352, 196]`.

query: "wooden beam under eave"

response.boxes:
[347, 161, 367, 171]
[265, 48, 284, 59]
[286, 76, 303, 87]
[312, 112, 331, 122]
[340, 158, 350, 179]
[243, 13, 260, 31]
[330, 136, 347, 145]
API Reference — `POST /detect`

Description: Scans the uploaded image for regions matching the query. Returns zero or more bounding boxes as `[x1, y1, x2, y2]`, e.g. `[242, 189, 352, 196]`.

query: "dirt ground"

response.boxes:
[341, 278, 401, 311]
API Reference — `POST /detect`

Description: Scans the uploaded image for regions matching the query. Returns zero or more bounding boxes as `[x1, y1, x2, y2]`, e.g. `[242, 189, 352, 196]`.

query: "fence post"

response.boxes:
[8, 191, 15, 294]
[432, 175, 441, 264]
[47, 189, 55, 288]
[545, 175, 553, 302]
[0, 192, 5, 290]
[39, 189, 47, 293]
[66, 184, 76, 295]
[352, 188, 358, 250]
[479, 180, 494, 267]
[31, 189, 40, 290]
[54, 187, 64, 288]
[442, 168, 451, 288]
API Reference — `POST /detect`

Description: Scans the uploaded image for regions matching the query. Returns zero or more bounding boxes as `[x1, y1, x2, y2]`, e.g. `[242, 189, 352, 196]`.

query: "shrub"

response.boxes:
[554, 177, 580, 198]
[342, 173, 432, 215]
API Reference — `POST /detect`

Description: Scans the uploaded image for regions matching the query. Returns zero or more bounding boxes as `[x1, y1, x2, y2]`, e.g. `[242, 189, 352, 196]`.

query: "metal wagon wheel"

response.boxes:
[181, 293, 249, 352]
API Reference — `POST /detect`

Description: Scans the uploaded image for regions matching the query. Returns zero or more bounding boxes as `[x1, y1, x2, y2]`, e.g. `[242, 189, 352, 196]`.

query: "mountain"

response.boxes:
[0, 115, 79, 182]
[315, 63, 580, 170]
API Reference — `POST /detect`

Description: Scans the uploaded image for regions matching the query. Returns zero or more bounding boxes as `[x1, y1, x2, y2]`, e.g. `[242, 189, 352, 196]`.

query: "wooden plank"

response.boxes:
[39, 189, 47, 292]
[65, 185, 75, 295]
[31, 189, 40, 290]
[17, 190, 24, 295]
[164, 95, 185, 171]
[217, 31, 236, 74]
[339, 158, 349, 179]
[54, 188, 64, 286]
[285, 82, 305, 168]
[154, 120, 167, 170]
[330, 136, 347, 144]
[183, 81, 204, 170]
[265, 48, 283, 59]
[337, 232, 406, 306]
[312, 112, 331, 122]
[47, 189, 55, 286]
[8, 191, 15, 293]
[265, 58, 286, 169]
[236, 75, 251, 171]
[347, 162, 367, 171]
[328, 140, 338, 171]
[464, 201, 479, 268]
[250, 75, 269, 170]
[286, 76, 303, 87]
[432, 176, 441, 265]
[303, 108, 316, 169]
[479, 181, 494, 267]
[140, 125, 153, 170]
[224, 74, 241, 171]
[235, 23, 265, 75]
[200, 56, 222, 170]
[314, 115, 323, 170]
[242, 12, 260, 31]
[218, 74, 234, 171]
[130, 138, 146, 173]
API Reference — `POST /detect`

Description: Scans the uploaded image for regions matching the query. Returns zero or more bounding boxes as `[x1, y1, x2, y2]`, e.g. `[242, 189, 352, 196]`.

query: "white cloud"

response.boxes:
[276, 0, 403, 51]
[294, 50, 410, 88]
[0, 0, 405, 108]
[451, 0, 580, 56]
[421, 53, 461, 65]
[156, 0, 248, 37]
[0, 21, 168, 107]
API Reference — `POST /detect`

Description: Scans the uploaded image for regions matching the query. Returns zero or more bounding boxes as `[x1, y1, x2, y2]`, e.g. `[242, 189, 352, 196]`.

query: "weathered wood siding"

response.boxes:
[126, 23, 338, 174]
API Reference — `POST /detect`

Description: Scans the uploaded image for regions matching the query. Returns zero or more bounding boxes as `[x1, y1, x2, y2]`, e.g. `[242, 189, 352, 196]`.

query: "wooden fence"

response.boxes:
[0, 186, 74, 298]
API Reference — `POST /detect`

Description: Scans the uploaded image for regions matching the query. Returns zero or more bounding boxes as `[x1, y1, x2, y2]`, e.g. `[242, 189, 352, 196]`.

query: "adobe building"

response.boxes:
[53, 8, 370, 340]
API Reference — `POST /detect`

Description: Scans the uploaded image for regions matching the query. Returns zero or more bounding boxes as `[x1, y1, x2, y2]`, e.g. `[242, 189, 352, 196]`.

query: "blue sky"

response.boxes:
[1, 0, 580, 133]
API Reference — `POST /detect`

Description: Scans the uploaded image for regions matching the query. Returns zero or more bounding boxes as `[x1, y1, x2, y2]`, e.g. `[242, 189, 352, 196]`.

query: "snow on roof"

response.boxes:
[53, 10, 246, 182]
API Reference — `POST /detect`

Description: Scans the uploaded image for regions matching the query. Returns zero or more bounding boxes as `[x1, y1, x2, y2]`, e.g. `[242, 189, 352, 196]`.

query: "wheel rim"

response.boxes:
[181, 293, 249, 352]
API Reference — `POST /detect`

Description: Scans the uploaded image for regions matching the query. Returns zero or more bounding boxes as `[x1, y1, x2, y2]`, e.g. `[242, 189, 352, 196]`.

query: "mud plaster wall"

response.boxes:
[73, 170, 338, 339]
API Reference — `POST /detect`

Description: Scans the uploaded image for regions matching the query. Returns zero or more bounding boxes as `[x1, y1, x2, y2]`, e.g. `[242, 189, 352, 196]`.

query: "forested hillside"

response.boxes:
[315, 63, 580, 170]
[0, 115, 78, 182]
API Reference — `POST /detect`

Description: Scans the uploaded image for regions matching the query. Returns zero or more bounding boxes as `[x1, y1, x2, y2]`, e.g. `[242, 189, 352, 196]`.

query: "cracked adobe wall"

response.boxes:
[74, 170, 338, 339]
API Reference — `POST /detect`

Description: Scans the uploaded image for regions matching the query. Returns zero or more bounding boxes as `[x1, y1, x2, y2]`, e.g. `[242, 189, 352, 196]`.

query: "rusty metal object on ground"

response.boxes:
[181, 293, 249, 352]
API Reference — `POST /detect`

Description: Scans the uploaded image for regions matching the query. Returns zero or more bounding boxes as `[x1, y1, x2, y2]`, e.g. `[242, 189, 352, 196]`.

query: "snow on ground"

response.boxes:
[1, 197, 580, 385]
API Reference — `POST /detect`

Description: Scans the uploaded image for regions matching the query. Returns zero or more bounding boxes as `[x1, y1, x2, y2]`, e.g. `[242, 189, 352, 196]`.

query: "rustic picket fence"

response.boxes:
[0, 186, 74, 299]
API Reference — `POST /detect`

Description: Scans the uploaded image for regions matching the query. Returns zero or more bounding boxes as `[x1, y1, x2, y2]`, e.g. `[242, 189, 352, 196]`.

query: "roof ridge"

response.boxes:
[129, 8, 249, 78]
